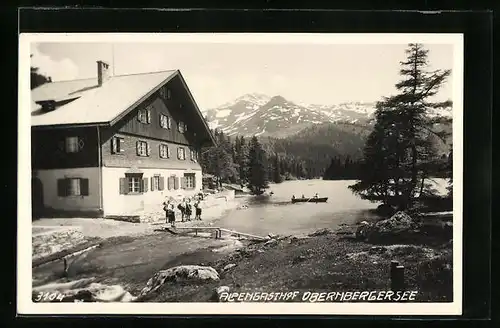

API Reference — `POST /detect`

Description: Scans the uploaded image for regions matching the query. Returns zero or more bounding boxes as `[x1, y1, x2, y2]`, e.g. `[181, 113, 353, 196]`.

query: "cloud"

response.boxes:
[31, 44, 79, 81]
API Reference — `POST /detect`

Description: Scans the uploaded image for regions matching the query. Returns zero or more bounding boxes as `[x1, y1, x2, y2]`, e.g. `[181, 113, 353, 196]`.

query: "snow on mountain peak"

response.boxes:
[203, 93, 451, 138]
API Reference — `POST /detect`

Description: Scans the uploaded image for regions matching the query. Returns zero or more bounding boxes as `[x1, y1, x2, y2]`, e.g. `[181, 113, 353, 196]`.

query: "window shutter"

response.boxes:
[167, 177, 172, 190]
[174, 177, 179, 190]
[180, 177, 186, 189]
[80, 178, 89, 196]
[146, 143, 151, 156]
[119, 178, 128, 194]
[146, 109, 151, 123]
[177, 148, 181, 160]
[136, 141, 141, 155]
[137, 111, 142, 122]
[159, 176, 165, 191]
[57, 178, 67, 197]
[167, 147, 171, 158]
[142, 178, 149, 192]
[193, 175, 196, 188]
[150, 177, 155, 191]
[111, 138, 115, 153]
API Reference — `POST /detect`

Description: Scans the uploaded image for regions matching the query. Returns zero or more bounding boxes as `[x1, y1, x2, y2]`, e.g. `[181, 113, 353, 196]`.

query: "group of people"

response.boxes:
[163, 194, 203, 227]
[292, 193, 319, 200]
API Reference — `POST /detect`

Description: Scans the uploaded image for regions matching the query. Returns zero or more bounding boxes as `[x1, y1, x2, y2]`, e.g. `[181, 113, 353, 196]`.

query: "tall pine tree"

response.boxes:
[350, 43, 452, 210]
[246, 136, 269, 195]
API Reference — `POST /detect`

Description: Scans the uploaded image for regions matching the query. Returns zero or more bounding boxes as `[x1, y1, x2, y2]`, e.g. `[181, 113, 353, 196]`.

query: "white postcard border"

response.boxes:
[18, 32, 464, 315]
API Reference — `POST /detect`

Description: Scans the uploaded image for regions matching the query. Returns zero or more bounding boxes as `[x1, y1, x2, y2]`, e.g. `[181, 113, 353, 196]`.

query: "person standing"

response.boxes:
[178, 198, 186, 222]
[168, 202, 176, 227]
[185, 198, 192, 221]
[194, 200, 202, 220]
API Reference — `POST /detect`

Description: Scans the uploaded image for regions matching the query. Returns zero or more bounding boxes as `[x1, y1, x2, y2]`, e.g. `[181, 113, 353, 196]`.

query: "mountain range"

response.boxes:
[202, 93, 452, 138]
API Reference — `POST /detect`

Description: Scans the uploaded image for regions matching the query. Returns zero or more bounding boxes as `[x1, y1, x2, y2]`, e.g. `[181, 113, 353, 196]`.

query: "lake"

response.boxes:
[213, 179, 382, 237]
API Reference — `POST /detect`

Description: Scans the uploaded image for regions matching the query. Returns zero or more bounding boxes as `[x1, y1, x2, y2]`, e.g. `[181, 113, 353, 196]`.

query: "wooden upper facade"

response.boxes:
[31, 70, 215, 170]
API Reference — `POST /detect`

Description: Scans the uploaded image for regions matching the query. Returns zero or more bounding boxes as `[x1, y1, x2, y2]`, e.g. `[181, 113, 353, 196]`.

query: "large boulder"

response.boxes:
[32, 278, 136, 302]
[370, 211, 420, 243]
[139, 265, 219, 297]
[356, 211, 420, 244]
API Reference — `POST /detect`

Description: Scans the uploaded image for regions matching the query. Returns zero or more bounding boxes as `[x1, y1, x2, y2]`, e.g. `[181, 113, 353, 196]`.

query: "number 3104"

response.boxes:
[33, 292, 65, 302]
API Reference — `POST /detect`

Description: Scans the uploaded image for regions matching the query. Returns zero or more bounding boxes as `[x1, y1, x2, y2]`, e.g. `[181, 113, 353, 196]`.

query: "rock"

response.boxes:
[264, 239, 278, 246]
[223, 263, 236, 272]
[211, 285, 231, 302]
[355, 222, 372, 240]
[139, 265, 219, 297]
[292, 255, 307, 264]
[308, 228, 333, 237]
[34, 281, 136, 302]
[366, 211, 420, 243]
[368, 246, 387, 255]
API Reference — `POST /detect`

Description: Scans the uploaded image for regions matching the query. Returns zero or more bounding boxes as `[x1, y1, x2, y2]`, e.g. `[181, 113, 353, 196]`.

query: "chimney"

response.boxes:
[97, 60, 111, 86]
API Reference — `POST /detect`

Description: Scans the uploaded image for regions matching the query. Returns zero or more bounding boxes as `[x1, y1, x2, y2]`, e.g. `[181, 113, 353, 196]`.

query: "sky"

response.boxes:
[31, 41, 454, 110]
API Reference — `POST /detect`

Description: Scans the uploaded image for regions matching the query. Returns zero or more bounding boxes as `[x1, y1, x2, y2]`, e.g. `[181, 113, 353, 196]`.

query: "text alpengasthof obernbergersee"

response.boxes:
[218, 291, 419, 302]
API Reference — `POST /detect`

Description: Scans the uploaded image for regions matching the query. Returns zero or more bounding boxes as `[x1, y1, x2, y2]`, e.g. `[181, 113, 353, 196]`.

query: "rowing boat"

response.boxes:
[291, 197, 328, 203]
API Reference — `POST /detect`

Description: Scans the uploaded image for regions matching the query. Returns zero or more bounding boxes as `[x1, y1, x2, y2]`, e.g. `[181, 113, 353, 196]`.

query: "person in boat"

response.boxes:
[292, 195, 295, 200]
[314, 193, 319, 199]
[301, 194, 305, 199]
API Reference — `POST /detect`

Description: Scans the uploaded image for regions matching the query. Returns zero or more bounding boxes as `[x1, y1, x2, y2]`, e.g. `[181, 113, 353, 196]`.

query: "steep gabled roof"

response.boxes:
[31, 70, 177, 127]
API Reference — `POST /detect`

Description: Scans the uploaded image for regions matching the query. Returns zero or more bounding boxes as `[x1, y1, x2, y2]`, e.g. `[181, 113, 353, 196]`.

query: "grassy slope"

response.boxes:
[140, 227, 452, 303]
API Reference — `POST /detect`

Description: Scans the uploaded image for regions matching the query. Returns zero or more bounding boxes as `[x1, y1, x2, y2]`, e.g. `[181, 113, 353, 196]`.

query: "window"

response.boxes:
[177, 147, 186, 160]
[190, 149, 196, 161]
[160, 114, 171, 129]
[128, 177, 141, 193]
[150, 175, 165, 191]
[119, 173, 148, 194]
[65, 136, 81, 153]
[152, 176, 160, 191]
[68, 178, 81, 195]
[178, 121, 185, 134]
[159, 144, 170, 158]
[136, 141, 150, 157]
[183, 173, 195, 190]
[111, 136, 124, 154]
[159, 87, 171, 100]
[57, 178, 89, 197]
[137, 106, 151, 124]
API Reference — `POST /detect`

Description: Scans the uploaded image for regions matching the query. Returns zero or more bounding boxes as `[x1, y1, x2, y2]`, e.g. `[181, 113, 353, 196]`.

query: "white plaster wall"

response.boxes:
[36, 168, 101, 211]
[101, 167, 202, 216]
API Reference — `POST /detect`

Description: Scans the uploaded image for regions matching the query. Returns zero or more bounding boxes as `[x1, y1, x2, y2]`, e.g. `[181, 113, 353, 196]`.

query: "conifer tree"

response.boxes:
[246, 136, 269, 195]
[272, 155, 283, 183]
[350, 43, 452, 209]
